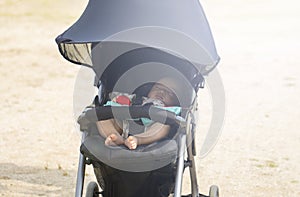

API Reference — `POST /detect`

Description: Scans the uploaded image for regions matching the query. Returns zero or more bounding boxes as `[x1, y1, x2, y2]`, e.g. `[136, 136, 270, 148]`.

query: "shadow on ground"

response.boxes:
[0, 163, 78, 196]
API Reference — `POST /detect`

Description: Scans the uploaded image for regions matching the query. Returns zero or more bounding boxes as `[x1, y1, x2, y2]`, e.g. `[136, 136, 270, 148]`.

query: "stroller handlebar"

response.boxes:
[77, 105, 186, 131]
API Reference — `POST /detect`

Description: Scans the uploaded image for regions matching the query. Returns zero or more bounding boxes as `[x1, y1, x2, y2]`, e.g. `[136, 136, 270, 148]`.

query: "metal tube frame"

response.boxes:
[75, 132, 87, 197]
[187, 112, 199, 197]
[187, 134, 199, 197]
[173, 133, 187, 197]
[174, 109, 200, 197]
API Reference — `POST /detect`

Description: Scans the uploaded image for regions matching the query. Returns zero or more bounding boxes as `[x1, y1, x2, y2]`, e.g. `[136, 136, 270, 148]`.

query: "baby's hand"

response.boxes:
[124, 136, 138, 150]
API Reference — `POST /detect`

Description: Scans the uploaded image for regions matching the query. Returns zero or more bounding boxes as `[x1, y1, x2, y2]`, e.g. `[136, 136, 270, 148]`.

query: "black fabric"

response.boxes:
[55, 0, 220, 75]
[92, 161, 175, 197]
[89, 105, 179, 126]
[98, 47, 201, 93]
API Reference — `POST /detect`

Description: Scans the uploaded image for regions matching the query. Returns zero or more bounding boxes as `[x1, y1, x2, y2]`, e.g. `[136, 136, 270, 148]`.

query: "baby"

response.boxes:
[96, 78, 181, 150]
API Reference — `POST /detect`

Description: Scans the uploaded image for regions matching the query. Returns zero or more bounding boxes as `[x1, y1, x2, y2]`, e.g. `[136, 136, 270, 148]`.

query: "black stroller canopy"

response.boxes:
[55, 0, 220, 76]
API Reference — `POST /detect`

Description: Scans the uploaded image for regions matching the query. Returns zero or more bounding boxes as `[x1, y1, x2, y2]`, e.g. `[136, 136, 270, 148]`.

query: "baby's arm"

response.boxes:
[124, 122, 170, 149]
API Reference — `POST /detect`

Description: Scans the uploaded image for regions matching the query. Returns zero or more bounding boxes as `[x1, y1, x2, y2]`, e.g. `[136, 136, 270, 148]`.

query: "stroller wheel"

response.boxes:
[209, 185, 219, 197]
[86, 181, 99, 197]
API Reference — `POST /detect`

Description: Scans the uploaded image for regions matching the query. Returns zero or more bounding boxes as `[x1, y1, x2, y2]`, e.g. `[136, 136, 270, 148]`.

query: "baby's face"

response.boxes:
[148, 84, 178, 106]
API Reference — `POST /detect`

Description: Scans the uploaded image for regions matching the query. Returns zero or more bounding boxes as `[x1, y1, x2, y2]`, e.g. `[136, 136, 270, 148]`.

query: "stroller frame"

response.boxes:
[54, 1, 221, 196]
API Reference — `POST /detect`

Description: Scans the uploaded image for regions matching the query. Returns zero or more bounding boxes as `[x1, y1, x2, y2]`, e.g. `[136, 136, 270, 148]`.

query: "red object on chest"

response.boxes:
[115, 95, 131, 105]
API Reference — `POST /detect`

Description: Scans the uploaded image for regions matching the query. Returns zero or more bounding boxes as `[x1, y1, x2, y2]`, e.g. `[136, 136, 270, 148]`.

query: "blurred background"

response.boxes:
[0, 0, 299, 196]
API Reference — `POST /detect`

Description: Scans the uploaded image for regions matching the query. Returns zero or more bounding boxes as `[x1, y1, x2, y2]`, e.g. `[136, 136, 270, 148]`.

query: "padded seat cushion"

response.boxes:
[81, 135, 178, 172]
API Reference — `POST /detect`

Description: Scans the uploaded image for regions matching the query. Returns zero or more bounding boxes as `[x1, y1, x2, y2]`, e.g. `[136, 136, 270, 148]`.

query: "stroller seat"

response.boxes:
[75, 94, 190, 196]
[78, 107, 182, 197]
[80, 132, 178, 172]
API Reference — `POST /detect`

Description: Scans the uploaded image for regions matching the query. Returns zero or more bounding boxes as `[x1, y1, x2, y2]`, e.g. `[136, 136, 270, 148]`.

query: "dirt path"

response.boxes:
[0, 0, 299, 196]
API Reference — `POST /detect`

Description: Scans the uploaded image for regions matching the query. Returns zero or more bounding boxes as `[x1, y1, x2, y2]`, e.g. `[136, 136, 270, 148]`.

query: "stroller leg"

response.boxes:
[75, 152, 86, 197]
[75, 133, 87, 197]
[187, 143, 199, 197]
[173, 133, 186, 197]
[186, 125, 199, 197]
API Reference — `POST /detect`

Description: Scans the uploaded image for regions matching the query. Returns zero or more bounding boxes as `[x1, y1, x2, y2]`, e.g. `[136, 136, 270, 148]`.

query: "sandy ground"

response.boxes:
[0, 0, 299, 196]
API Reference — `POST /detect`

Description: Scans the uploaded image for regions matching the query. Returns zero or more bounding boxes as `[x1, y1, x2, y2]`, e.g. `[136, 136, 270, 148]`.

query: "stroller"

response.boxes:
[55, 0, 220, 197]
